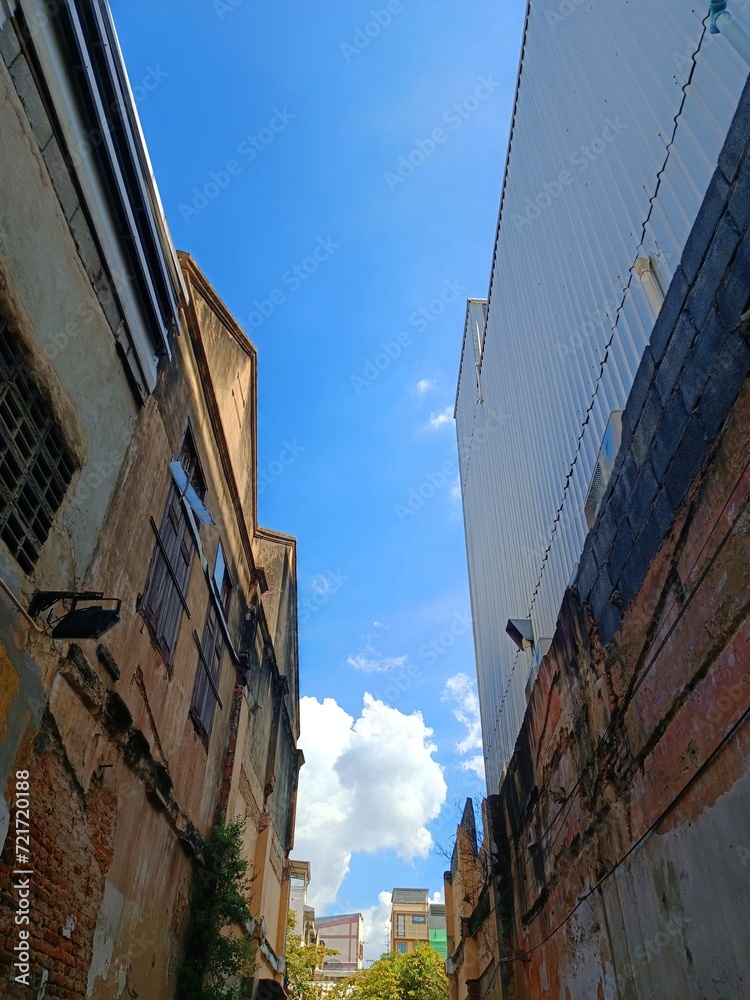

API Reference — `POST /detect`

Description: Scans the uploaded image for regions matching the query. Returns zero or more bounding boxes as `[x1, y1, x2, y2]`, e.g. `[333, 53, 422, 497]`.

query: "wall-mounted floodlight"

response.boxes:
[28, 591, 122, 640]
[506, 618, 534, 652]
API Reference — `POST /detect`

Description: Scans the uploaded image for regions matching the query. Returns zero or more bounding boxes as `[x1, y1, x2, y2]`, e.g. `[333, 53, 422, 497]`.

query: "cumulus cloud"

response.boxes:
[460, 754, 486, 780]
[361, 891, 392, 964]
[295, 695, 447, 911]
[415, 378, 437, 395]
[443, 673, 485, 780]
[426, 405, 454, 431]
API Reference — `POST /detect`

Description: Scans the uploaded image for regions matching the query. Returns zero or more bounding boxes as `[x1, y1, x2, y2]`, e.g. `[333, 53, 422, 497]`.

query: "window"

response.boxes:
[138, 486, 195, 667]
[190, 602, 224, 745]
[213, 541, 233, 617]
[411, 915, 425, 923]
[0, 320, 75, 573]
[140, 485, 195, 666]
[396, 943, 407, 954]
[395, 915, 405, 938]
[179, 427, 206, 500]
[139, 429, 207, 666]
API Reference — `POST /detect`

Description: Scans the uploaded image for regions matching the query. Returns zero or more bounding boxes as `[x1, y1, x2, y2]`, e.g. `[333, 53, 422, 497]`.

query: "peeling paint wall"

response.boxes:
[444, 800, 504, 1000]
[486, 82, 750, 1000]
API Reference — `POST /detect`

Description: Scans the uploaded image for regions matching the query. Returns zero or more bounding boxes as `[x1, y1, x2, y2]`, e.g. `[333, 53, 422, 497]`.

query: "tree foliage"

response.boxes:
[285, 912, 336, 1000]
[331, 946, 449, 1000]
[177, 819, 256, 1000]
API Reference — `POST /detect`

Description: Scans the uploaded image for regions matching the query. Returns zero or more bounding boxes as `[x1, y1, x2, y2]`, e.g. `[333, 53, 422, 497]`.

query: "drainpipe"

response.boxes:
[710, 1, 750, 63]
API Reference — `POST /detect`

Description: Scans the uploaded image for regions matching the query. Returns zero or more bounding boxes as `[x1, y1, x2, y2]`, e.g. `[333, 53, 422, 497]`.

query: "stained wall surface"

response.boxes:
[455, 0, 749, 791]
[486, 81, 750, 1000]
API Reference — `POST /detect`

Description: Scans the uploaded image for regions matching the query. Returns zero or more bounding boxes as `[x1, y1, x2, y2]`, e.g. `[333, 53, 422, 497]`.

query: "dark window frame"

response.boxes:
[139, 485, 195, 668]
[0, 319, 75, 574]
[179, 424, 207, 500]
[138, 427, 208, 668]
[189, 602, 225, 747]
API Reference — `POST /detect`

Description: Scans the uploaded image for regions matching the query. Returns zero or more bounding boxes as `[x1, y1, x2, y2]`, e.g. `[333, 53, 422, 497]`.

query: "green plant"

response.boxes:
[177, 819, 257, 1000]
[285, 911, 341, 1000]
[330, 945, 449, 1000]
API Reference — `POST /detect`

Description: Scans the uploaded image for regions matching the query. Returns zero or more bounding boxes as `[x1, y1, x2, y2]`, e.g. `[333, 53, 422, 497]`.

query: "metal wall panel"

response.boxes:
[455, 0, 748, 794]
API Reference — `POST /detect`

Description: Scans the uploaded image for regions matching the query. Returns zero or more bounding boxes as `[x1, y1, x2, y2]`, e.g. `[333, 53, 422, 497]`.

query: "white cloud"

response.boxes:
[310, 574, 333, 596]
[415, 378, 437, 395]
[442, 674, 485, 781]
[347, 652, 408, 674]
[426, 405, 454, 431]
[460, 755, 486, 780]
[361, 891, 392, 964]
[295, 695, 447, 911]
[347, 634, 407, 674]
[450, 476, 462, 501]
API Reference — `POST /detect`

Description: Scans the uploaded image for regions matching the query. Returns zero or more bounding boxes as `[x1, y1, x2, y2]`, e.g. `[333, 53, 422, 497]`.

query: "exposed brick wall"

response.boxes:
[491, 80, 750, 1000]
[0, 713, 115, 998]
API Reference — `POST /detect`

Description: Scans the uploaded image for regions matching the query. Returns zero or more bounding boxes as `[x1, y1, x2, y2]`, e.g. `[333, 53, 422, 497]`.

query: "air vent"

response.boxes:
[584, 411, 623, 530]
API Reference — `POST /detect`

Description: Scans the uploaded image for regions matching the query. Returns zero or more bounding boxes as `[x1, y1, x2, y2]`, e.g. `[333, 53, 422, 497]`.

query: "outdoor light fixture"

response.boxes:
[28, 591, 122, 640]
[506, 617, 534, 652]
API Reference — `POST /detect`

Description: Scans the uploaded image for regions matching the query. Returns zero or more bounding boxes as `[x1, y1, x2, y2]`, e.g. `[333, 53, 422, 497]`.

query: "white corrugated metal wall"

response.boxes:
[456, 0, 749, 794]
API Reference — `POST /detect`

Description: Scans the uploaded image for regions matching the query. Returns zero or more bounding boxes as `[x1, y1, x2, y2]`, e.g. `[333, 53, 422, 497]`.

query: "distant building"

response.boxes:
[314, 913, 364, 990]
[428, 903, 448, 960]
[288, 860, 316, 946]
[390, 888, 446, 959]
[391, 888, 430, 955]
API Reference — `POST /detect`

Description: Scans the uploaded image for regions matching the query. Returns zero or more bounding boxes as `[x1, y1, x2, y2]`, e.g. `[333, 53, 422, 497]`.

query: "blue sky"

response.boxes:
[111, 0, 527, 961]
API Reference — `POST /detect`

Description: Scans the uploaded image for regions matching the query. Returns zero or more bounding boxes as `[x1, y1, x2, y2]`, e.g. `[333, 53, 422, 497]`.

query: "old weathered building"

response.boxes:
[446, 61, 750, 1000]
[444, 801, 503, 1000]
[0, 4, 300, 998]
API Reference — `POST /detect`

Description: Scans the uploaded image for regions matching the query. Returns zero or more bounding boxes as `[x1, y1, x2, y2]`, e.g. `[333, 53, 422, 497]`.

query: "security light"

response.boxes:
[506, 618, 534, 651]
[29, 591, 122, 640]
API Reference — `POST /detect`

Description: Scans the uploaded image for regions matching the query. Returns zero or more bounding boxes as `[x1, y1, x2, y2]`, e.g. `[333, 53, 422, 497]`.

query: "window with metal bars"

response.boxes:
[139, 485, 195, 667]
[190, 601, 224, 746]
[0, 319, 75, 574]
[395, 914, 406, 938]
[139, 429, 206, 666]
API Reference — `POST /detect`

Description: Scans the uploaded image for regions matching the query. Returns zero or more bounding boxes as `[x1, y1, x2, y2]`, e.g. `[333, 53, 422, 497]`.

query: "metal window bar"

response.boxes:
[192, 627, 224, 709]
[0, 320, 74, 573]
[147, 514, 192, 617]
[190, 610, 224, 744]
